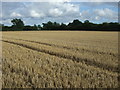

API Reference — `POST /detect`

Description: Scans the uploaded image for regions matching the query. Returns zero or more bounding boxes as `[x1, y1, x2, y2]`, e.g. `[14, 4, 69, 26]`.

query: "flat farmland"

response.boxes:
[1, 31, 119, 88]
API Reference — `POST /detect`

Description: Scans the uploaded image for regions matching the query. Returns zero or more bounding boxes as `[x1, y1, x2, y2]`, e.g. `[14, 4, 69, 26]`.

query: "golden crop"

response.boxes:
[1, 31, 118, 88]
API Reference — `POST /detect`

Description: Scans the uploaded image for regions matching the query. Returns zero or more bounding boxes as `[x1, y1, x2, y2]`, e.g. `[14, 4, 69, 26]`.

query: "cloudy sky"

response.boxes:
[0, 0, 119, 26]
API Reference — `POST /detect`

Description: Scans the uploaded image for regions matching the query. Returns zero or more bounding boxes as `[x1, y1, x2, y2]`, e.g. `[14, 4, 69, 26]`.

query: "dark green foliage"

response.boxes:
[38, 25, 41, 30]
[1, 18, 120, 31]
[42, 21, 61, 30]
[68, 19, 83, 30]
[23, 24, 41, 31]
[11, 18, 24, 31]
[23, 25, 35, 31]
[41, 19, 119, 31]
[60, 23, 67, 30]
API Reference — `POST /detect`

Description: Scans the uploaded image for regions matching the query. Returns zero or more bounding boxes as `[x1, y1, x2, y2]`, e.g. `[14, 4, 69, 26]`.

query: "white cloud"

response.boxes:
[79, 10, 92, 20]
[48, 2, 79, 13]
[94, 8, 106, 16]
[94, 8, 118, 20]
[2, 0, 71, 2]
[65, 4, 79, 12]
[1, 19, 11, 25]
[49, 8, 63, 17]
[63, 0, 119, 1]
[95, 16, 100, 20]
[2, 0, 119, 2]
[78, 7, 118, 23]
[45, 0, 71, 2]
[2, 2, 118, 25]
[10, 12, 22, 17]
[2, 2, 80, 25]
[30, 10, 45, 18]
[25, 2, 80, 18]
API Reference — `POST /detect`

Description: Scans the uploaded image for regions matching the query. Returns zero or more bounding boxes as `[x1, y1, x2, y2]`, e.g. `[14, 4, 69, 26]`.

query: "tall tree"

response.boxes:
[11, 18, 24, 31]
[38, 25, 41, 30]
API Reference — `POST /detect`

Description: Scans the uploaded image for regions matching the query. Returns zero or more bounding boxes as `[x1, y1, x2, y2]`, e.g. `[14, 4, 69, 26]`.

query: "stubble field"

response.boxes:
[1, 31, 119, 88]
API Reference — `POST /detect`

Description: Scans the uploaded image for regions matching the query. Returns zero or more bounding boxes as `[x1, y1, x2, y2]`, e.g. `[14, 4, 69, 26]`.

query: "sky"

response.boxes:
[0, 0, 119, 26]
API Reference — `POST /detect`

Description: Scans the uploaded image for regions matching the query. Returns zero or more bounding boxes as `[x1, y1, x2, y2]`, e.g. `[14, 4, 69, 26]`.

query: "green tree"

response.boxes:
[60, 23, 67, 30]
[38, 25, 41, 30]
[11, 18, 24, 31]
[68, 19, 82, 30]
[83, 20, 93, 30]
[33, 24, 38, 30]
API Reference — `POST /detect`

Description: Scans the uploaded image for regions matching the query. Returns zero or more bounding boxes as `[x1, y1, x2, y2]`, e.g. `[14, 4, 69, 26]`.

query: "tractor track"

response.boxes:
[2, 39, 119, 73]
[4, 37, 118, 57]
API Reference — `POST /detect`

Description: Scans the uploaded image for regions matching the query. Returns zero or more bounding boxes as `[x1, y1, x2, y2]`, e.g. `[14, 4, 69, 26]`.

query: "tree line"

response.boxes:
[1, 18, 120, 31]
